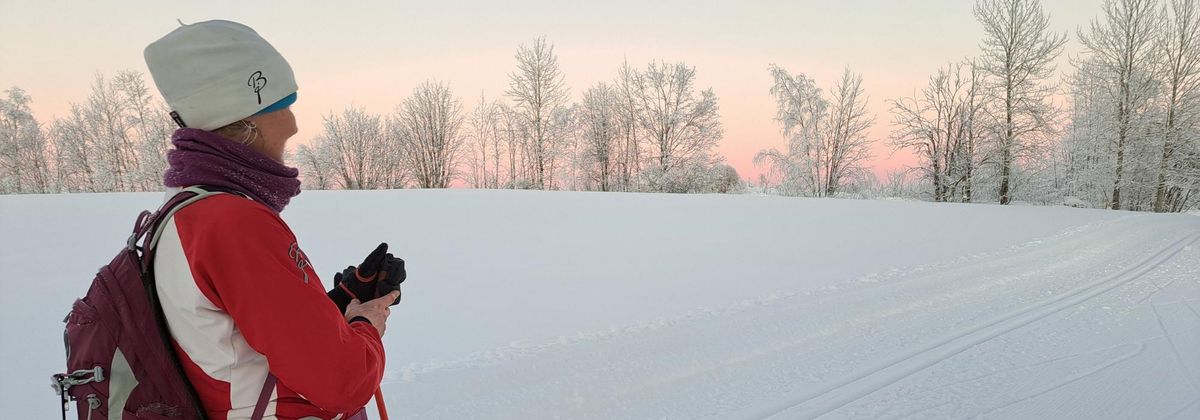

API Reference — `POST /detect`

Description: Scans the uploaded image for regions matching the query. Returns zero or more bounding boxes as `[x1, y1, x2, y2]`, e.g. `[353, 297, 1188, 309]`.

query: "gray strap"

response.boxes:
[250, 373, 276, 420]
[147, 187, 226, 252]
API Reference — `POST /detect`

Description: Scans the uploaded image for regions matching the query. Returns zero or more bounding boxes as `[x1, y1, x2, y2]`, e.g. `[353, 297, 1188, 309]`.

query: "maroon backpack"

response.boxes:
[52, 186, 274, 420]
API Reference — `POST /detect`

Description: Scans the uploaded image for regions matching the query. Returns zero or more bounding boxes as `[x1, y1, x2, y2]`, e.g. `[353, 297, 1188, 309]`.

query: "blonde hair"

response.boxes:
[212, 119, 260, 146]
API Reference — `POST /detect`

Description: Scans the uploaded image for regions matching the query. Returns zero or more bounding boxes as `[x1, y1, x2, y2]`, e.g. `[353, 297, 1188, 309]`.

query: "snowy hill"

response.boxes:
[2, 190, 1198, 419]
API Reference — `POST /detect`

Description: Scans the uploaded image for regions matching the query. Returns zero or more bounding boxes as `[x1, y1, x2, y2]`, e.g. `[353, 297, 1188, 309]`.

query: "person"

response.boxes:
[143, 20, 397, 419]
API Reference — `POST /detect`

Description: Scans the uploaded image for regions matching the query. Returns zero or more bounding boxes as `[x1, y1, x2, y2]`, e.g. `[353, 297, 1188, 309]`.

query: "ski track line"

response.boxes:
[1166, 396, 1200, 420]
[973, 342, 1144, 418]
[1137, 277, 1179, 304]
[751, 231, 1200, 420]
[850, 215, 1133, 290]
[883, 398, 960, 420]
[875, 335, 1179, 419]
[903, 339, 1123, 396]
[1151, 302, 1200, 392]
[1186, 300, 1200, 323]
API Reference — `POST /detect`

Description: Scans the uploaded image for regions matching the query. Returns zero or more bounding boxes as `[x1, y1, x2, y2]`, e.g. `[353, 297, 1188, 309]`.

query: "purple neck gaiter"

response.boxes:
[163, 128, 301, 213]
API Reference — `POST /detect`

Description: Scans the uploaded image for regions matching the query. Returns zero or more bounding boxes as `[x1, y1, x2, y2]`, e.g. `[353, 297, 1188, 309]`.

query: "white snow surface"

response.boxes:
[2, 190, 1198, 419]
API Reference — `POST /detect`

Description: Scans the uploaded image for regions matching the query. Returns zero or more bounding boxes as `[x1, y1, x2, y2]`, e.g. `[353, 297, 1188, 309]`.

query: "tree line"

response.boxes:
[1, 72, 173, 194]
[2, 0, 1198, 211]
[295, 38, 737, 194]
[1, 36, 738, 195]
[755, 0, 1200, 212]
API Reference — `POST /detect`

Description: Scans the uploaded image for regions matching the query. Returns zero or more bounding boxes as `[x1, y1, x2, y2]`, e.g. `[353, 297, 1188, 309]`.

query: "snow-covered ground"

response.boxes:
[2, 190, 1198, 419]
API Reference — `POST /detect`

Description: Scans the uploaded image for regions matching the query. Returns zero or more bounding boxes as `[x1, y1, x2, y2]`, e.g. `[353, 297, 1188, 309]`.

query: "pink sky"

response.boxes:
[0, 0, 1101, 183]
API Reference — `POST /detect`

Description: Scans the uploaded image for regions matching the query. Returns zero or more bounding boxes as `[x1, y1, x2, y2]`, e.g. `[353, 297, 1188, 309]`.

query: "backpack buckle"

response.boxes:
[51, 366, 105, 394]
[127, 210, 155, 251]
[51, 367, 103, 419]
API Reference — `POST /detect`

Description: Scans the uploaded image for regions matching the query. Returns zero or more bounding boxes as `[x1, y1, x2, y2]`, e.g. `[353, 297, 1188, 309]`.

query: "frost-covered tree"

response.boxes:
[113, 71, 174, 191]
[577, 82, 621, 191]
[492, 103, 531, 188]
[0, 87, 53, 193]
[975, 0, 1068, 204]
[302, 106, 402, 190]
[465, 94, 499, 188]
[756, 65, 874, 197]
[85, 73, 139, 191]
[1154, 0, 1200, 211]
[394, 81, 465, 189]
[957, 60, 992, 203]
[542, 105, 576, 190]
[875, 170, 927, 200]
[755, 67, 826, 196]
[51, 107, 99, 192]
[629, 61, 723, 192]
[707, 163, 744, 193]
[890, 62, 991, 202]
[1078, 0, 1162, 209]
[821, 69, 876, 196]
[50, 71, 171, 192]
[293, 143, 335, 190]
[1060, 58, 1118, 207]
[613, 60, 644, 192]
[507, 37, 569, 189]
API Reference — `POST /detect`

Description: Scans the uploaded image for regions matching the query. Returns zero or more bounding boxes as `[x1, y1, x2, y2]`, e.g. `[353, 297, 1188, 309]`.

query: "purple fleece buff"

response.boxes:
[163, 128, 301, 213]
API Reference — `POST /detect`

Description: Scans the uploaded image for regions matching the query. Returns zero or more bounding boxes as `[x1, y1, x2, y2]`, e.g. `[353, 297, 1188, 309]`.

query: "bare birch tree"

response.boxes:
[48, 71, 170, 192]
[1154, 0, 1200, 211]
[820, 69, 875, 196]
[1078, 0, 1161, 209]
[975, 0, 1068, 204]
[306, 106, 403, 189]
[51, 106, 99, 192]
[756, 65, 874, 197]
[0, 87, 53, 193]
[465, 93, 498, 188]
[507, 37, 568, 189]
[1061, 57, 1119, 207]
[890, 63, 990, 202]
[492, 103, 527, 187]
[394, 81, 465, 188]
[630, 61, 723, 191]
[293, 143, 336, 190]
[113, 71, 174, 191]
[578, 82, 621, 191]
[755, 66, 827, 196]
[86, 73, 140, 191]
[614, 60, 643, 192]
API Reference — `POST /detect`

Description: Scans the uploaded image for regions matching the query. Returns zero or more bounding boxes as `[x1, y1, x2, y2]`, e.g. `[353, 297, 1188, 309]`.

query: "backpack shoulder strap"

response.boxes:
[133, 186, 237, 274]
[250, 374, 277, 420]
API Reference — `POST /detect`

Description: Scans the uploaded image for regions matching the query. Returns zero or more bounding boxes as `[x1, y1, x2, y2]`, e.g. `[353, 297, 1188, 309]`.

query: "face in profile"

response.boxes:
[249, 107, 298, 162]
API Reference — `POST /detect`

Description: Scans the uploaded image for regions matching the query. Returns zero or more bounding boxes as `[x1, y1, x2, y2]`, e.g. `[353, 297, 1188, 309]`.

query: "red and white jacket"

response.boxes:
[153, 191, 385, 419]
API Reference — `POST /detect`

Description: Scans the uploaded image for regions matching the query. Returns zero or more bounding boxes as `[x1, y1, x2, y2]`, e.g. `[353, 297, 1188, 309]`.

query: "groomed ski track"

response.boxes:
[755, 230, 1200, 419]
[379, 212, 1200, 419]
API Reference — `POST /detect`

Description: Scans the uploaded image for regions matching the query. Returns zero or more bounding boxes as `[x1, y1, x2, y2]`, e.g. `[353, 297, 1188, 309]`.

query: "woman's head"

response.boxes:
[144, 20, 298, 161]
[213, 106, 297, 162]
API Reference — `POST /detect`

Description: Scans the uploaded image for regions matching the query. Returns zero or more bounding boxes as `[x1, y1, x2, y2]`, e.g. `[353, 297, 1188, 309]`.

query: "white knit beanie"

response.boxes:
[144, 20, 297, 131]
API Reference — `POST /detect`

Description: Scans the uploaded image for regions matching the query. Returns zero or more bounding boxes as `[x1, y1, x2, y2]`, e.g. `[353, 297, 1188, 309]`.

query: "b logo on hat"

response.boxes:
[247, 71, 268, 104]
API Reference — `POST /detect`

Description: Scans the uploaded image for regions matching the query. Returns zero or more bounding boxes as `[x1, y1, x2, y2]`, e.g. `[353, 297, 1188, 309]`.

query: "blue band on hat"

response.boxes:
[254, 92, 297, 116]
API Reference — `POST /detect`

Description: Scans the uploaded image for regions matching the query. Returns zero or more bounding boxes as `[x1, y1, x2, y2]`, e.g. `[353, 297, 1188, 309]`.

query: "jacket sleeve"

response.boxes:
[177, 196, 385, 413]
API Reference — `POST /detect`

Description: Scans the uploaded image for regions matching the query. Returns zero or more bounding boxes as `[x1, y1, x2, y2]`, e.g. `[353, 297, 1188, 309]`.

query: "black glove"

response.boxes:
[326, 243, 391, 313]
[375, 253, 406, 306]
[326, 266, 360, 313]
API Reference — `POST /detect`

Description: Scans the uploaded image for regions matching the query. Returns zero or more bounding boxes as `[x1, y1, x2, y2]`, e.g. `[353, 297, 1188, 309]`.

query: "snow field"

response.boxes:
[1, 190, 1196, 418]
